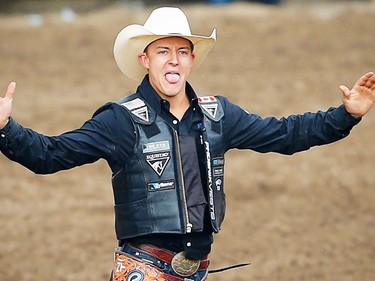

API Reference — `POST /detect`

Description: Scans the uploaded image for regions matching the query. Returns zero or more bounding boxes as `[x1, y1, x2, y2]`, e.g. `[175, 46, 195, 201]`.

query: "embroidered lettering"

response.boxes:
[205, 141, 215, 220]
[143, 141, 170, 153]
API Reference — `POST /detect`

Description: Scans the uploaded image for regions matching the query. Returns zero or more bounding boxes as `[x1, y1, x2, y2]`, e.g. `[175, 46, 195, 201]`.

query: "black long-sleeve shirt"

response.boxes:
[0, 76, 360, 258]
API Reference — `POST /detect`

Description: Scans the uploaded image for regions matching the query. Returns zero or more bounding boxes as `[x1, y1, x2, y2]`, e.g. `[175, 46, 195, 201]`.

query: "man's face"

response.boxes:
[138, 37, 195, 100]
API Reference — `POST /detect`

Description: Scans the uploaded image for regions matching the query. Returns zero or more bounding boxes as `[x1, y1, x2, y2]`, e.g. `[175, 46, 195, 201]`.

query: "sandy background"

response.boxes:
[0, 1, 374, 280]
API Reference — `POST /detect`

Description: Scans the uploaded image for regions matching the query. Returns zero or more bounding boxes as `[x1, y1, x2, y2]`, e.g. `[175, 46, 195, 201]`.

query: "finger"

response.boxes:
[367, 73, 375, 90]
[356, 72, 374, 87]
[5, 81, 16, 99]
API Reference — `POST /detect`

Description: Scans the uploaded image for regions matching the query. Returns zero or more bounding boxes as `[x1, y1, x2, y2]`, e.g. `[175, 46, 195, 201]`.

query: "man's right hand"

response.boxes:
[0, 82, 16, 129]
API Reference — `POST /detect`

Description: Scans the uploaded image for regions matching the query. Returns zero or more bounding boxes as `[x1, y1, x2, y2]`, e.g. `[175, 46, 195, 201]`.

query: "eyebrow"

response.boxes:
[155, 45, 191, 50]
[144, 41, 194, 52]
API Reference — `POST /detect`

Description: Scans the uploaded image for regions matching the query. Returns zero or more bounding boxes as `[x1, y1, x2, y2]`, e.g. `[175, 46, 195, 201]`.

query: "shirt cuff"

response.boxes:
[0, 117, 21, 153]
[336, 104, 361, 128]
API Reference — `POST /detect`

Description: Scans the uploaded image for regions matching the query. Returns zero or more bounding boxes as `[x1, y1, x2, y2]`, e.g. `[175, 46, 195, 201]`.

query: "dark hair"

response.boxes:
[143, 37, 194, 53]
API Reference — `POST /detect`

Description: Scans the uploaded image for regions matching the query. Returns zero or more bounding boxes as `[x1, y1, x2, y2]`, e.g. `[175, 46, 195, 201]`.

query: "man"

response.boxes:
[1, 6, 374, 281]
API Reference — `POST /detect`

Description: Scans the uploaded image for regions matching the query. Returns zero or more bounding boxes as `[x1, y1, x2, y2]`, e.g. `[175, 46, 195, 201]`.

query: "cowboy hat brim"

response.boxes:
[113, 24, 216, 81]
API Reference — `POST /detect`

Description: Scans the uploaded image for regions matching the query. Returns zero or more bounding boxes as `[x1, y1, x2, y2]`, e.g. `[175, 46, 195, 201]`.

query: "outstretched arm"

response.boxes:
[0, 82, 16, 129]
[340, 72, 375, 118]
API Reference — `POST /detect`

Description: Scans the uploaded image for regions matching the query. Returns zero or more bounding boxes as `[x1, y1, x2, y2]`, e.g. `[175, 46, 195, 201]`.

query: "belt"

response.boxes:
[113, 249, 208, 281]
[128, 243, 210, 271]
[119, 243, 249, 280]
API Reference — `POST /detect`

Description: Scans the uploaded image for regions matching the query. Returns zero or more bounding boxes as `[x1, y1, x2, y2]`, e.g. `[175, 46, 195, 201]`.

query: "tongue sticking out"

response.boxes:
[165, 73, 180, 83]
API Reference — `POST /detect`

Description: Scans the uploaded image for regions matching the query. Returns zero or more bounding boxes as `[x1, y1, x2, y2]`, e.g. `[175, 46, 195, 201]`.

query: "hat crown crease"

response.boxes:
[144, 8, 192, 36]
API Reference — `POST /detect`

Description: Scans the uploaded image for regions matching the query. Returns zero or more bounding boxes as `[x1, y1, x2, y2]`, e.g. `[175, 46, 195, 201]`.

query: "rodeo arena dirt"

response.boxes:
[0, 0, 374, 280]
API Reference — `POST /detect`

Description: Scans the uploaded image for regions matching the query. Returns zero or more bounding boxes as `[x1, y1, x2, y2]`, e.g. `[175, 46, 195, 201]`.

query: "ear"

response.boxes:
[138, 52, 149, 69]
[191, 52, 196, 63]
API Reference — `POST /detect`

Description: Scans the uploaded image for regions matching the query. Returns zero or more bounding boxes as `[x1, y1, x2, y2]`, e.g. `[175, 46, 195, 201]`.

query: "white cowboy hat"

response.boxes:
[113, 7, 217, 81]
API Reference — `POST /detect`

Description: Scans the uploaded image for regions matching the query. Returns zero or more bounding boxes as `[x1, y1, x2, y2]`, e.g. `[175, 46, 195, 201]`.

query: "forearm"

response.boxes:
[273, 105, 361, 154]
[225, 103, 361, 155]
[0, 118, 104, 174]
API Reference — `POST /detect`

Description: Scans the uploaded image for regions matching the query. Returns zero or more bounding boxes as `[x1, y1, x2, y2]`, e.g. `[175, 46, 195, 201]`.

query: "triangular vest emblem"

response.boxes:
[146, 152, 170, 176]
[200, 103, 218, 119]
[132, 106, 149, 122]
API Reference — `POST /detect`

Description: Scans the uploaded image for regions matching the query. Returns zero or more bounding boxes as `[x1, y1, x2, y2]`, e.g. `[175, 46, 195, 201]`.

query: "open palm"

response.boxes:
[340, 72, 375, 118]
[0, 82, 16, 129]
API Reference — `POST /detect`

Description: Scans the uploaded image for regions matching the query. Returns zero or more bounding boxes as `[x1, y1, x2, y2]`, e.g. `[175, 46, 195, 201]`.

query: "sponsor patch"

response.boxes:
[198, 95, 224, 122]
[200, 103, 218, 119]
[215, 177, 223, 191]
[146, 152, 170, 176]
[213, 167, 224, 176]
[121, 98, 149, 122]
[143, 141, 170, 153]
[148, 180, 175, 191]
[132, 106, 149, 122]
[213, 158, 224, 167]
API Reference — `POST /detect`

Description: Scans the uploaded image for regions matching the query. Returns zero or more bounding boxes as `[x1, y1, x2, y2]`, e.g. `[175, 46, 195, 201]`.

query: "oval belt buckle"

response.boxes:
[171, 251, 201, 277]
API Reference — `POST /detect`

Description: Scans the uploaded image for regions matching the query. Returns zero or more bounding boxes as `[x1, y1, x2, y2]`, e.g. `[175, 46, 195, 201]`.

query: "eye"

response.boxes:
[158, 50, 168, 55]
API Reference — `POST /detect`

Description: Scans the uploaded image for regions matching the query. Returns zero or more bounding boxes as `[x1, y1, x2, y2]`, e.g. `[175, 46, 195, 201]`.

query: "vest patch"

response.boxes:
[121, 98, 145, 110]
[213, 157, 224, 191]
[121, 98, 149, 122]
[213, 167, 224, 176]
[132, 106, 149, 122]
[143, 141, 170, 153]
[200, 103, 218, 119]
[145, 152, 170, 176]
[198, 96, 217, 103]
[215, 177, 223, 191]
[148, 180, 175, 192]
[197, 96, 224, 123]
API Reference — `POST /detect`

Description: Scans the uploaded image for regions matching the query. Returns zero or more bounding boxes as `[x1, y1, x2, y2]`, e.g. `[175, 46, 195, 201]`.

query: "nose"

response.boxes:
[169, 50, 179, 65]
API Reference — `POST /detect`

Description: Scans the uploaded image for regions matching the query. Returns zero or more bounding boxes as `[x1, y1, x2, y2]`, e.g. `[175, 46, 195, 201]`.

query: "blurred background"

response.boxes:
[1, 0, 373, 13]
[2, 1, 274, 14]
[0, 0, 374, 281]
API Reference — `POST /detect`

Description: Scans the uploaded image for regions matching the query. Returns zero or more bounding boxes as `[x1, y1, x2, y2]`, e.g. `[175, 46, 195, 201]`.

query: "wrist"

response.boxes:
[0, 117, 10, 129]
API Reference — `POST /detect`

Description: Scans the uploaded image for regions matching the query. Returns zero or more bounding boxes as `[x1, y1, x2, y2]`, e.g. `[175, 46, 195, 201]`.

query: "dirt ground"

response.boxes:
[0, 1, 374, 280]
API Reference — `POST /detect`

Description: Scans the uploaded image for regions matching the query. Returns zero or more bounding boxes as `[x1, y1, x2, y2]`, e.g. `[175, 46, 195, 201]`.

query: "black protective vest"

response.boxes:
[112, 94, 226, 240]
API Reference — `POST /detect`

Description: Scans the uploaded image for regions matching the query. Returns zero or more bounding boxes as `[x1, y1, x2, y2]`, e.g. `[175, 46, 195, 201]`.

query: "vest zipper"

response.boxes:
[173, 130, 192, 233]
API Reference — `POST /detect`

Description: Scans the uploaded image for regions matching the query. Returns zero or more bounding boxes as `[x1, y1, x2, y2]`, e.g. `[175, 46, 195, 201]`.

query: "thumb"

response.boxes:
[339, 85, 351, 97]
[5, 81, 16, 99]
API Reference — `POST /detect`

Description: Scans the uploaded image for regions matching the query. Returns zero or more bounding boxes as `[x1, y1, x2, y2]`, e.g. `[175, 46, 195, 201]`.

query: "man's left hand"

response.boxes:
[340, 72, 375, 118]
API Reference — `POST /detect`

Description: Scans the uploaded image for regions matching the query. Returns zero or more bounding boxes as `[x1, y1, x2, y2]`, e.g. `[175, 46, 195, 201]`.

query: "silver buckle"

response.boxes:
[171, 251, 201, 277]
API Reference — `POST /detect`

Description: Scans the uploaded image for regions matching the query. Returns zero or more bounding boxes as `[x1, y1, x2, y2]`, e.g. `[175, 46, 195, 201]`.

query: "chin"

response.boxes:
[163, 85, 183, 95]
[163, 92, 180, 98]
